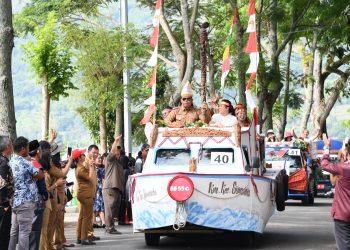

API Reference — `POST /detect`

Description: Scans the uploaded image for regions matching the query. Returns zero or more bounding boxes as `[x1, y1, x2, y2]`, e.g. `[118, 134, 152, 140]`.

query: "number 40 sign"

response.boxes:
[211, 152, 233, 165]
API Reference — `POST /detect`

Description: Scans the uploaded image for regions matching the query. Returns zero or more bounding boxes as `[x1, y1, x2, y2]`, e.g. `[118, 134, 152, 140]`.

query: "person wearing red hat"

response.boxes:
[283, 131, 294, 142]
[73, 148, 96, 245]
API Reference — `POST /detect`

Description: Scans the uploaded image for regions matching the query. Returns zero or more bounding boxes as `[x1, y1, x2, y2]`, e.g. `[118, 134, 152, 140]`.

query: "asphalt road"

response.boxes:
[64, 198, 336, 250]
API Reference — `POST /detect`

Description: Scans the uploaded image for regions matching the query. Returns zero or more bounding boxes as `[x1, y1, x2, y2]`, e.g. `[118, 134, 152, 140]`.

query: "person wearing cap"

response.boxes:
[266, 129, 278, 142]
[164, 82, 211, 127]
[28, 140, 48, 250]
[209, 99, 237, 127]
[103, 135, 124, 234]
[322, 134, 350, 250]
[234, 103, 251, 127]
[8, 136, 44, 250]
[73, 148, 96, 245]
[0, 135, 14, 250]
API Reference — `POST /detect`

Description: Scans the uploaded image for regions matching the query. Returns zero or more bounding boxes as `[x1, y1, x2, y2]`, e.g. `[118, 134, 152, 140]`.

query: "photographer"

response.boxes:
[322, 134, 350, 250]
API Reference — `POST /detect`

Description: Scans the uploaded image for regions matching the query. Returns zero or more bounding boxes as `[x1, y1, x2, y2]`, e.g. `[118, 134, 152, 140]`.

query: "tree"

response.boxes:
[256, 0, 313, 131]
[70, 26, 147, 152]
[140, 0, 199, 105]
[23, 12, 75, 140]
[0, 0, 17, 139]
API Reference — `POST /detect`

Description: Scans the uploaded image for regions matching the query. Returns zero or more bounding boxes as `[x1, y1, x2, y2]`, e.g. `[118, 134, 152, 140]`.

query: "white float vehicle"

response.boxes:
[129, 122, 287, 246]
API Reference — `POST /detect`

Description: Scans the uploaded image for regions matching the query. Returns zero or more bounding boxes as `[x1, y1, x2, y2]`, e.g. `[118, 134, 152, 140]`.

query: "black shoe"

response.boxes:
[106, 228, 122, 234]
[93, 223, 102, 228]
[81, 240, 95, 245]
[102, 224, 106, 228]
[90, 236, 100, 241]
[76, 239, 81, 244]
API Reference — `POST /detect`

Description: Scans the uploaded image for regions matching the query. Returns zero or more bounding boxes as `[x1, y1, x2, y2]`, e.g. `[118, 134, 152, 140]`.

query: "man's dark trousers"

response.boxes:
[0, 207, 12, 250]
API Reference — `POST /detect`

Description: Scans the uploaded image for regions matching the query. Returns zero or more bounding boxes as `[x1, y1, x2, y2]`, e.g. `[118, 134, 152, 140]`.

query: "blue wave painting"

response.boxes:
[134, 204, 175, 229]
[186, 202, 264, 233]
[134, 201, 264, 233]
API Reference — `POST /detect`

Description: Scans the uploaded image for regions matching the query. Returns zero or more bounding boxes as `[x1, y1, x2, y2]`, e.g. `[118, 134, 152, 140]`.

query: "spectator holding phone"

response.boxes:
[322, 134, 350, 250]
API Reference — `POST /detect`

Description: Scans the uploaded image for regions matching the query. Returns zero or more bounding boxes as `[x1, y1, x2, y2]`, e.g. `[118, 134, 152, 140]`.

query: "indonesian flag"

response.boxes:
[140, 104, 156, 125]
[148, 65, 157, 87]
[149, 0, 161, 48]
[147, 44, 158, 67]
[220, 9, 236, 92]
[245, 0, 259, 125]
[141, 0, 162, 125]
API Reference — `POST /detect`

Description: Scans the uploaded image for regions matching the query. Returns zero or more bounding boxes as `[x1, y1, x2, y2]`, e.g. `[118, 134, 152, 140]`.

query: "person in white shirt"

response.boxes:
[209, 99, 237, 127]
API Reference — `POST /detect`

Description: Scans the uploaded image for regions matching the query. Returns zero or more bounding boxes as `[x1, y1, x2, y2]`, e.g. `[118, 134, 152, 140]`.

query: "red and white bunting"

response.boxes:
[149, 0, 161, 48]
[141, 0, 162, 125]
[148, 65, 157, 87]
[244, 0, 258, 125]
[140, 104, 156, 125]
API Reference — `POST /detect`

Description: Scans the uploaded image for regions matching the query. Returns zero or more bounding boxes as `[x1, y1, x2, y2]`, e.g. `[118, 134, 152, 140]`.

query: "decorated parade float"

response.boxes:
[265, 141, 316, 206]
[130, 123, 288, 246]
[129, 0, 287, 246]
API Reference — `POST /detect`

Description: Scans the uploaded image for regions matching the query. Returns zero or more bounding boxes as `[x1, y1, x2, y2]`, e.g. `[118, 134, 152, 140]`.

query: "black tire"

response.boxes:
[283, 172, 289, 201]
[145, 233, 160, 246]
[275, 180, 285, 211]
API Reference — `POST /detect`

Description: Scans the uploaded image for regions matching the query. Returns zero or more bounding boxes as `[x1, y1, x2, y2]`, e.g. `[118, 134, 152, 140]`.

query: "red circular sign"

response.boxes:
[167, 175, 194, 202]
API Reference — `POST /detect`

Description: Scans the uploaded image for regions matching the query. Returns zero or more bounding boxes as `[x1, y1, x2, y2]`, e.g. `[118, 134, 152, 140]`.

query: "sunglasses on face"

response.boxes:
[182, 98, 192, 101]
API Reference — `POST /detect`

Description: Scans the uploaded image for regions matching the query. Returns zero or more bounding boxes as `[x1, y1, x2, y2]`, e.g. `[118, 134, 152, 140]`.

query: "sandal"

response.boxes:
[63, 243, 75, 247]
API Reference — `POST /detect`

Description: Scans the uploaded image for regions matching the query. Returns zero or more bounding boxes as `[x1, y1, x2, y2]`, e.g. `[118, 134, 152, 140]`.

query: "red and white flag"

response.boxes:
[244, 0, 258, 124]
[141, 0, 162, 125]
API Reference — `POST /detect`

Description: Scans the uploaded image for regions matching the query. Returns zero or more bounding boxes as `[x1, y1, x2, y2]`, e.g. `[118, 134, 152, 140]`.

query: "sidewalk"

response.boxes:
[64, 211, 79, 226]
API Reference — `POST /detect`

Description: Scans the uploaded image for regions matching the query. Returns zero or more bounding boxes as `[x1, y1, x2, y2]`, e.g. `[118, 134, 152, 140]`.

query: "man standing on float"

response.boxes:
[164, 82, 211, 127]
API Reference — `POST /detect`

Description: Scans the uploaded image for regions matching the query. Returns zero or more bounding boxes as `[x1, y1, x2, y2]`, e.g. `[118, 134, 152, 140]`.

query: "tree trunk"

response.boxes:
[200, 23, 208, 103]
[41, 78, 50, 140]
[263, 101, 274, 131]
[207, 51, 215, 97]
[301, 32, 317, 129]
[115, 103, 124, 149]
[99, 104, 107, 153]
[235, 11, 246, 106]
[278, 41, 293, 140]
[311, 48, 323, 134]
[180, 0, 195, 84]
[0, 0, 16, 140]
[229, 0, 246, 106]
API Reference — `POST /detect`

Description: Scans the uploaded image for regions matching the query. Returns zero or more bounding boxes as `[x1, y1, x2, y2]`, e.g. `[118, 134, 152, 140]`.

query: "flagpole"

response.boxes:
[121, 0, 132, 155]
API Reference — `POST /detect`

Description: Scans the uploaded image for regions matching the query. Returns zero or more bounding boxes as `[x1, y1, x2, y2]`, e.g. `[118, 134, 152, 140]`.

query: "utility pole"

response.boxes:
[120, 0, 132, 155]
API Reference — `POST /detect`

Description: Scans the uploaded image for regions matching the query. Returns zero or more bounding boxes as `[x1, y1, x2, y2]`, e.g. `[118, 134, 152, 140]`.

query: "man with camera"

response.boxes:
[322, 134, 350, 250]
